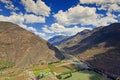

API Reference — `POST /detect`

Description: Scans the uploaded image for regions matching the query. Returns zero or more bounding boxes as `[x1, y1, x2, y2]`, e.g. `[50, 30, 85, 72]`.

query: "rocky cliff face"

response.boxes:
[0, 22, 64, 67]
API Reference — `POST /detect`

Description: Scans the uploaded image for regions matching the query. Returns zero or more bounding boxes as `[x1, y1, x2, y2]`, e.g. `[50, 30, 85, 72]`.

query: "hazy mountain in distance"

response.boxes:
[59, 23, 120, 78]
[48, 35, 69, 46]
[0, 22, 64, 67]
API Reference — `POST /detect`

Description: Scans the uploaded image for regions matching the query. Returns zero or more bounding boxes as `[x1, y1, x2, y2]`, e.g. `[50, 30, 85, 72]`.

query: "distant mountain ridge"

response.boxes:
[48, 35, 70, 46]
[0, 22, 64, 67]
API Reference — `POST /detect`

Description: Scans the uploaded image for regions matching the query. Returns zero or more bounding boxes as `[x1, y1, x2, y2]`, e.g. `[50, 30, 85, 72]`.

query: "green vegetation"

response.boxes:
[33, 68, 51, 76]
[48, 60, 64, 66]
[9, 70, 23, 77]
[57, 72, 72, 79]
[0, 72, 2, 76]
[62, 70, 103, 80]
[56, 75, 62, 79]
[5, 43, 12, 46]
[49, 62, 76, 73]
[0, 61, 15, 70]
[4, 78, 10, 80]
[0, 42, 13, 46]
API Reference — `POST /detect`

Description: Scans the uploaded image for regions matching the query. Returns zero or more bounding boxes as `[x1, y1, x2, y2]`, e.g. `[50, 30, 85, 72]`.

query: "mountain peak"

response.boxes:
[76, 29, 91, 35]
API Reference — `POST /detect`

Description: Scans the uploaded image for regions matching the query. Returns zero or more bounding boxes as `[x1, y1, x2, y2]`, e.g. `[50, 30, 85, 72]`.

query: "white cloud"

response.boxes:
[24, 14, 45, 23]
[0, 14, 24, 24]
[27, 27, 37, 32]
[50, 23, 65, 33]
[21, 0, 50, 17]
[27, 27, 45, 37]
[54, 5, 97, 26]
[0, 0, 18, 11]
[34, 31, 45, 37]
[42, 25, 54, 33]
[99, 4, 120, 12]
[80, 0, 120, 4]
[0, 13, 46, 24]
[18, 23, 27, 29]
[93, 12, 117, 26]
[54, 5, 118, 27]
[42, 23, 92, 36]
[26, 27, 45, 38]
[80, 0, 120, 13]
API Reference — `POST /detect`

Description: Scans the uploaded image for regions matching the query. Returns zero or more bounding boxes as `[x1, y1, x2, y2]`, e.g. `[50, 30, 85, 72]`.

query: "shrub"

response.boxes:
[56, 75, 62, 79]
[0, 61, 15, 70]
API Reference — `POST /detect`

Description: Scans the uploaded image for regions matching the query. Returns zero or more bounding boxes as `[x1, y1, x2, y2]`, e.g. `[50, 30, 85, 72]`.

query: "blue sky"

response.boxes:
[0, 0, 120, 40]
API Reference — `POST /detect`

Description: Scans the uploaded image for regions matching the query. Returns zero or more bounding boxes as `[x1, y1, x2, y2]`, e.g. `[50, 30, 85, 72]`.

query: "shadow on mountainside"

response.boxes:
[86, 48, 120, 79]
[47, 42, 65, 60]
[63, 23, 120, 55]
[62, 23, 120, 79]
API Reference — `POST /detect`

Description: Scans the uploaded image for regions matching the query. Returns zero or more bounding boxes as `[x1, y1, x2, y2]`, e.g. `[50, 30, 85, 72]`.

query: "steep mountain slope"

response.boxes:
[60, 23, 120, 78]
[0, 22, 64, 67]
[48, 35, 69, 46]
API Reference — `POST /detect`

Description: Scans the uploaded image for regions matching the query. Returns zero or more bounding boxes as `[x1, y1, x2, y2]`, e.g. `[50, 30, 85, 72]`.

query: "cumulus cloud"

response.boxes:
[24, 14, 45, 23]
[42, 23, 92, 36]
[21, 0, 50, 17]
[0, 13, 46, 24]
[0, 14, 24, 24]
[54, 5, 97, 26]
[54, 5, 118, 27]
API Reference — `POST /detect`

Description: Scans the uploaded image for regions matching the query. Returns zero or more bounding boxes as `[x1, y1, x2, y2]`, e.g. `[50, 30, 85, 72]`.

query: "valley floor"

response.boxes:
[0, 59, 110, 80]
